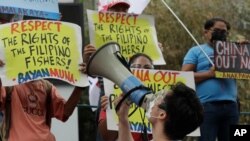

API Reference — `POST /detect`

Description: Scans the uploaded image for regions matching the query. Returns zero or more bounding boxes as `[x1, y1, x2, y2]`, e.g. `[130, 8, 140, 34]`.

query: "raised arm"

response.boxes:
[62, 59, 86, 120]
[98, 95, 119, 140]
[116, 95, 134, 141]
[83, 44, 96, 63]
[62, 86, 83, 120]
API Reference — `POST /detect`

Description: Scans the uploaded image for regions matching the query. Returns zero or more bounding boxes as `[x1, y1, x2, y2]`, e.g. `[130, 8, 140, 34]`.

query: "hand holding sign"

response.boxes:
[215, 41, 250, 79]
[83, 44, 97, 63]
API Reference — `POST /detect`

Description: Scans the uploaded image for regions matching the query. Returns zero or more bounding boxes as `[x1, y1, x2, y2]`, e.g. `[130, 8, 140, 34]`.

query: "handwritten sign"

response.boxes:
[215, 41, 250, 79]
[104, 69, 196, 134]
[0, 0, 60, 20]
[87, 10, 165, 65]
[0, 20, 88, 87]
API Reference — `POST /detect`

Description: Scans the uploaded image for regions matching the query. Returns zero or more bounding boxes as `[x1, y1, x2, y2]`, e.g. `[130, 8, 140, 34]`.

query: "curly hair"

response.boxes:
[158, 82, 204, 140]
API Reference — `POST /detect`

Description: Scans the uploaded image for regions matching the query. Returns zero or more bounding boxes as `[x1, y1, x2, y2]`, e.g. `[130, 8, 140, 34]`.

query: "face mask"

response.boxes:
[145, 90, 166, 119]
[211, 29, 228, 42]
[145, 100, 155, 119]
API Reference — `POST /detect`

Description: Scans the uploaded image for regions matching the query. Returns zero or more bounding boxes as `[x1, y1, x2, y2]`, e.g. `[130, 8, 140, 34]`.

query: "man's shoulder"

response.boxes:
[191, 43, 209, 49]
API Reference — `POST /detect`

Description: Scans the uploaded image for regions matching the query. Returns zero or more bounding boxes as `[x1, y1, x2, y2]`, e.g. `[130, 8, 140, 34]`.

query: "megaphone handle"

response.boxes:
[115, 85, 152, 112]
[115, 92, 131, 112]
[115, 51, 131, 72]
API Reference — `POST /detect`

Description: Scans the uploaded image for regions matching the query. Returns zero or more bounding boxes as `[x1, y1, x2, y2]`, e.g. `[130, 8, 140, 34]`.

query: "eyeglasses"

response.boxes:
[130, 64, 154, 69]
[145, 90, 166, 112]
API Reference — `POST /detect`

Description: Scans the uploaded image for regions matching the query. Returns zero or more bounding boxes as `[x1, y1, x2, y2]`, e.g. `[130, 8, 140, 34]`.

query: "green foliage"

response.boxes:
[144, 0, 250, 124]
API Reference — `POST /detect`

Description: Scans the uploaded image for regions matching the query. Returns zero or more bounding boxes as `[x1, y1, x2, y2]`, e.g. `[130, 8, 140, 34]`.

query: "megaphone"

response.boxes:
[87, 42, 153, 109]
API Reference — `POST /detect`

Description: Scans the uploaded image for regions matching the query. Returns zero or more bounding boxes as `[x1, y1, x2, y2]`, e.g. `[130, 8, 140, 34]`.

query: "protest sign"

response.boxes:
[215, 41, 250, 79]
[87, 10, 165, 65]
[104, 69, 197, 135]
[0, 0, 60, 20]
[0, 20, 88, 87]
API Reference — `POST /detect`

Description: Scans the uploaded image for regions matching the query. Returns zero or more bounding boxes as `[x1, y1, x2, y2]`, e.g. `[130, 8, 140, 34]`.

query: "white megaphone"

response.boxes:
[87, 42, 153, 110]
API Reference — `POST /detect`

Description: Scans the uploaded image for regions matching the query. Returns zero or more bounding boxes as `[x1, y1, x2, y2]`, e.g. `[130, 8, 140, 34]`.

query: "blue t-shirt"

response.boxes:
[183, 43, 237, 103]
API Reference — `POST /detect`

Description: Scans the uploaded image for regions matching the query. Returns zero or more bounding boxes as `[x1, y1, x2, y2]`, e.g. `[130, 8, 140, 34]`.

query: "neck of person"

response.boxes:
[206, 39, 214, 47]
[152, 122, 170, 141]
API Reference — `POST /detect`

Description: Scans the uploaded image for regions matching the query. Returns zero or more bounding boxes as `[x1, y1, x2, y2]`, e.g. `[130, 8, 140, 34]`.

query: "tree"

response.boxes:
[144, 0, 250, 125]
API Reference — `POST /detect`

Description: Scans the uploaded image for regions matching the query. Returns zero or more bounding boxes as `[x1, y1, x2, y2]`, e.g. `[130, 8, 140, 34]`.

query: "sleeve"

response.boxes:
[98, 110, 106, 123]
[50, 86, 66, 121]
[183, 47, 198, 65]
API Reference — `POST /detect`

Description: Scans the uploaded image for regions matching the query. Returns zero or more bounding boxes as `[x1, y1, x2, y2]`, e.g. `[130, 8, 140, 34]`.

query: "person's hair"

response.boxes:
[0, 13, 14, 22]
[108, 0, 130, 9]
[204, 17, 231, 30]
[109, 3, 130, 9]
[158, 82, 203, 140]
[128, 53, 153, 67]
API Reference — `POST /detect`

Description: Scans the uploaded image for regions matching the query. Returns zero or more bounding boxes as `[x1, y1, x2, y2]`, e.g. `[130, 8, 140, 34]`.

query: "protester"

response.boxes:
[86, 0, 164, 110]
[98, 53, 154, 141]
[0, 13, 14, 126]
[0, 13, 85, 141]
[182, 17, 239, 141]
[84, 1, 164, 140]
[0, 69, 85, 141]
[86, 0, 132, 110]
[116, 82, 204, 141]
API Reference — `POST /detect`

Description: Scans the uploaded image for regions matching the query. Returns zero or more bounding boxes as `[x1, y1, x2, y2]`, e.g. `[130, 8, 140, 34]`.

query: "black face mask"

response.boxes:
[210, 29, 228, 42]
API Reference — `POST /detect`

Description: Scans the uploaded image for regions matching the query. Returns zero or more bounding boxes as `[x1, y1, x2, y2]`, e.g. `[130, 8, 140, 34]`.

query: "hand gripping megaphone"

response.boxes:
[86, 42, 153, 110]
